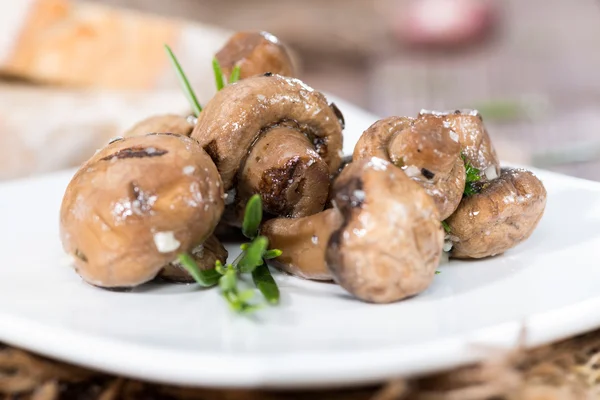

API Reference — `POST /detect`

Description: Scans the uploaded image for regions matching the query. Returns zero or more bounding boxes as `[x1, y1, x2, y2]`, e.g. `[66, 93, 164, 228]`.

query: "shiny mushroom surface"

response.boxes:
[419, 109, 501, 181]
[327, 157, 444, 303]
[446, 168, 547, 259]
[215, 31, 295, 79]
[354, 116, 465, 220]
[261, 208, 343, 281]
[60, 134, 224, 288]
[123, 114, 194, 138]
[191, 74, 343, 223]
[158, 235, 228, 283]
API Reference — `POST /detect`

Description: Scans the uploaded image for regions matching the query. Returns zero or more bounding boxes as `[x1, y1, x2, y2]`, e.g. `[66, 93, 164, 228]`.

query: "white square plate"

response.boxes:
[0, 97, 598, 389]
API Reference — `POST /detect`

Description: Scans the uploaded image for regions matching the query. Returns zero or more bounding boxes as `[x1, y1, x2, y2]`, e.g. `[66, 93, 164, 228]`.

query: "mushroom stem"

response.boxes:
[261, 208, 343, 281]
[237, 126, 330, 220]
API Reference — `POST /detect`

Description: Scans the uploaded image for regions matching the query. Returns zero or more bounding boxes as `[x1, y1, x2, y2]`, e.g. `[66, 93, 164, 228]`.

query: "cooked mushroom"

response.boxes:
[419, 109, 501, 181]
[354, 116, 465, 220]
[60, 133, 224, 288]
[446, 168, 547, 259]
[261, 208, 343, 280]
[191, 74, 343, 224]
[327, 157, 444, 303]
[124, 114, 194, 138]
[158, 235, 228, 283]
[215, 31, 295, 79]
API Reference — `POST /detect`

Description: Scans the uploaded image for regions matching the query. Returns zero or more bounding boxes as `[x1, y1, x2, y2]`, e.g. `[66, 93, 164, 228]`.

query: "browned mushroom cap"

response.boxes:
[192, 74, 343, 222]
[261, 208, 343, 280]
[123, 114, 194, 138]
[419, 109, 501, 181]
[158, 235, 228, 283]
[327, 157, 444, 304]
[60, 134, 224, 288]
[446, 168, 547, 259]
[354, 116, 465, 220]
[216, 31, 295, 79]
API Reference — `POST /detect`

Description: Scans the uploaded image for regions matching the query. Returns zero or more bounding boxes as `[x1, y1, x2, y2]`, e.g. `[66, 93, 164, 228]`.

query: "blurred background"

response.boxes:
[2, 0, 600, 181]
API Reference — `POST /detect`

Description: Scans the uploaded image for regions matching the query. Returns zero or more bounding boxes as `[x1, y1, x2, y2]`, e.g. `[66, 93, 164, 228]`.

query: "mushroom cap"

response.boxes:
[159, 235, 228, 283]
[354, 116, 465, 220]
[446, 167, 547, 259]
[191, 74, 343, 189]
[60, 134, 224, 288]
[124, 114, 194, 138]
[261, 208, 343, 280]
[216, 31, 295, 79]
[419, 109, 501, 180]
[327, 157, 444, 303]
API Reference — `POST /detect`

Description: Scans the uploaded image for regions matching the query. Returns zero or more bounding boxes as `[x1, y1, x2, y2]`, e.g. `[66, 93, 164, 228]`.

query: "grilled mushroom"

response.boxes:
[216, 31, 295, 79]
[191, 74, 343, 224]
[327, 157, 444, 303]
[261, 208, 343, 280]
[354, 116, 465, 220]
[60, 134, 224, 288]
[446, 168, 547, 258]
[124, 114, 194, 138]
[159, 235, 228, 283]
[419, 109, 501, 182]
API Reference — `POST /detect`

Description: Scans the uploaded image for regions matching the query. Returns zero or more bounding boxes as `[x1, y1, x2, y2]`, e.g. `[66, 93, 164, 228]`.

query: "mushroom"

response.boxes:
[124, 114, 194, 138]
[215, 31, 295, 79]
[419, 109, 501, 181]
[327, 157, 444, 303]
[60, 133, 224, 288]
[158, 235, 228, 283]
[261, 208, 343, 281]
[354, 116, 465, 220]
[446, 167, 547, 259]
[191, 74, 344, 224]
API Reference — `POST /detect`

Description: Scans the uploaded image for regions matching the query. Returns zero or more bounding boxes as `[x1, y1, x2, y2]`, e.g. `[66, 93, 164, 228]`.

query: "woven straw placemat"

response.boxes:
[2, 328, 600, 400]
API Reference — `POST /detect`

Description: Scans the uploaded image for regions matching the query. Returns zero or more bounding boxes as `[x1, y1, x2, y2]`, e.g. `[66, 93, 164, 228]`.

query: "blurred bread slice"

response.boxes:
[0, 0, 229, 90]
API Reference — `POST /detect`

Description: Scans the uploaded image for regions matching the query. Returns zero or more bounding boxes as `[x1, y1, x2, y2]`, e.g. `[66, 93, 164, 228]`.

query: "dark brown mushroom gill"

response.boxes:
[216, 31, 295, 79]
[326, 157, 444, 304]
[60, 134, 224, 288]
[191, 74, 344, 224]
[353, 116, 465, 220]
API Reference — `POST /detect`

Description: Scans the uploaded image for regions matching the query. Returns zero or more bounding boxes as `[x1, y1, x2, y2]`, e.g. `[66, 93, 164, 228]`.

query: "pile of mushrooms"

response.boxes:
[60, 31, 547, 304]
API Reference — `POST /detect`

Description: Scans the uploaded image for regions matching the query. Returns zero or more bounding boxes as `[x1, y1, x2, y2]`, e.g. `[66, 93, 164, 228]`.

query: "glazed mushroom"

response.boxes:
[354, 116, 465, 220]
[60, 133, 224, 288]
[419, 109, 501, 181]
[124, 114, 194, 138]
[191, 74, 344, 224]
[327, 157, 444, 303]
[261, 208, 343, 280]
[215, 31, 295, 79]
[446, 168, 547, 259]
[158, 235, 228, 283]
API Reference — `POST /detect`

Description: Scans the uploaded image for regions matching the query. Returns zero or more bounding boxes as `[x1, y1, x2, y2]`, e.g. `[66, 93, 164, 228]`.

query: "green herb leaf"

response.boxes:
[239, 236, 269, 273]
[461, 154, 482, 196]
[164, 45, 202, 116]
[242, 194, 263, 239]
[177, 253, 220, 287]
[212, 57, 225, 91]
[264, 249, 282, 260]
[240, 243, 249, 251]
[229, 64, 241, 84]
[252, 263, 280, 305]
[237, 289, 256, 303]
[435, 271, 441, 275]
[219, 269, 237, 292]
[441, 221, 451, 234]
